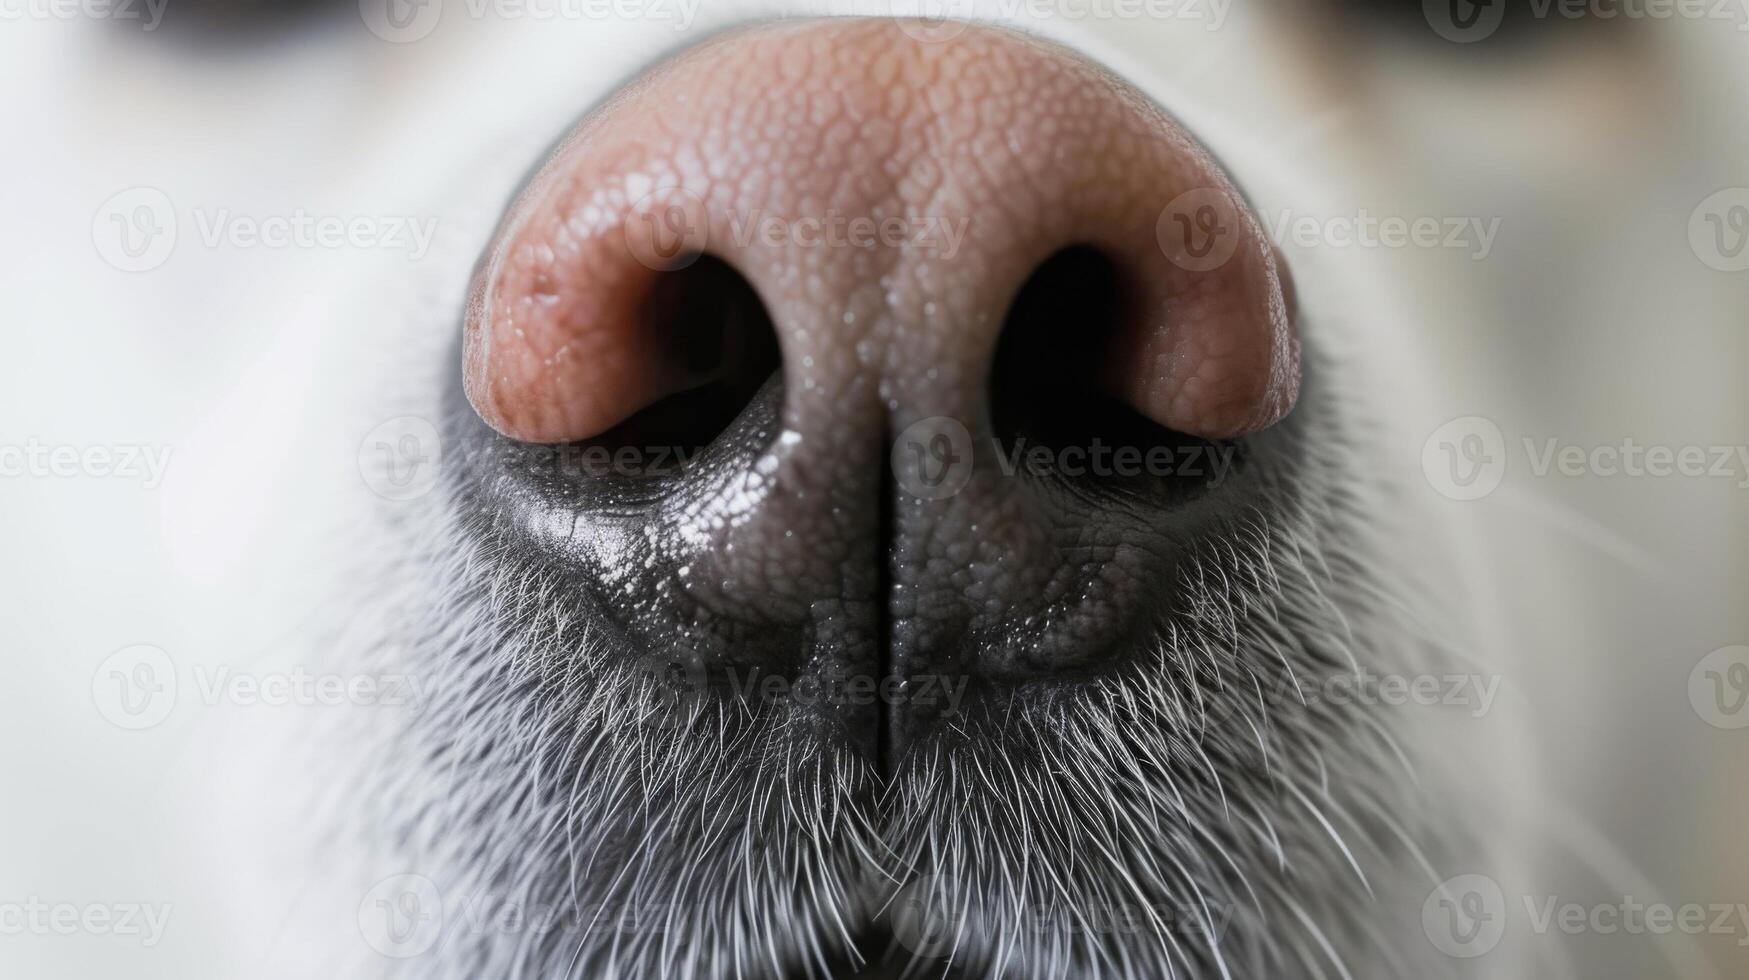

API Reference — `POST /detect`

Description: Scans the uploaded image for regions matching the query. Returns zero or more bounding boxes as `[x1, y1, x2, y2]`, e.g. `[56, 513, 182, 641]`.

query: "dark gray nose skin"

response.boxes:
[441, 329, 1298, 772]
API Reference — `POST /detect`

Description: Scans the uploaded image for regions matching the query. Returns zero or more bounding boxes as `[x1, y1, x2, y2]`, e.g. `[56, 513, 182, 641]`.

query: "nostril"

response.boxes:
[988, 245, 1235, 502]
[603, 255, 780, 457]
[989, 246, 1129, 446]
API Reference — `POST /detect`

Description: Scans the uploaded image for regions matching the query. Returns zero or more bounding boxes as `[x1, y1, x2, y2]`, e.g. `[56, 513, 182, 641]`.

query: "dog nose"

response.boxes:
[459, 19, 1298, 756]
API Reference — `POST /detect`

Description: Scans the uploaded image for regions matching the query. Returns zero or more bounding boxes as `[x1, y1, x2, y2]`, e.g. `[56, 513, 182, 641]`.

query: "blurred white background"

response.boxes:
[0, 0, 1745, 976]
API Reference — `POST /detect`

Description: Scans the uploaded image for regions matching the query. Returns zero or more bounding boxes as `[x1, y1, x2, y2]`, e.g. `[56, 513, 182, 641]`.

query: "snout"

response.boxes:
[451, 18, 1299, 763]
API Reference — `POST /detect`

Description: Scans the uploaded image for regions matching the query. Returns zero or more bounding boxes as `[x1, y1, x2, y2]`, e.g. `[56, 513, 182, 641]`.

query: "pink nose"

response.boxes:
[462, 18, 1298, 449]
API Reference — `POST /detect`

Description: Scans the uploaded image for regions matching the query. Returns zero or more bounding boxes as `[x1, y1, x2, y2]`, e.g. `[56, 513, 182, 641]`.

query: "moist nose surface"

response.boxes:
[458, 19, 1299, 764]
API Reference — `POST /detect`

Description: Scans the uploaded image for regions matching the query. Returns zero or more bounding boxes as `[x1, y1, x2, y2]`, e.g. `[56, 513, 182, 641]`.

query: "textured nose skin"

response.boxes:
[461, 19, 1298, 759]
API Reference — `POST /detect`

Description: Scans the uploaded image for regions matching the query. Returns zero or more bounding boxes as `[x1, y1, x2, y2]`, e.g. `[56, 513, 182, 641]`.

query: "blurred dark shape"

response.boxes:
[1307, 0, 1639, 52]
[114, 0, 347, 45]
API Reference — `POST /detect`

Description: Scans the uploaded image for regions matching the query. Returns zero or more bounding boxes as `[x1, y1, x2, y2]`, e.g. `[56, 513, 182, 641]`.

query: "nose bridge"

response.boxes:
[618, 21, 1233, 693]
[690, 24, 996, 441]
[695, 26, 1073, 438]
[684, 20, 1216, 444]
[691, 31, 1059, 627]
